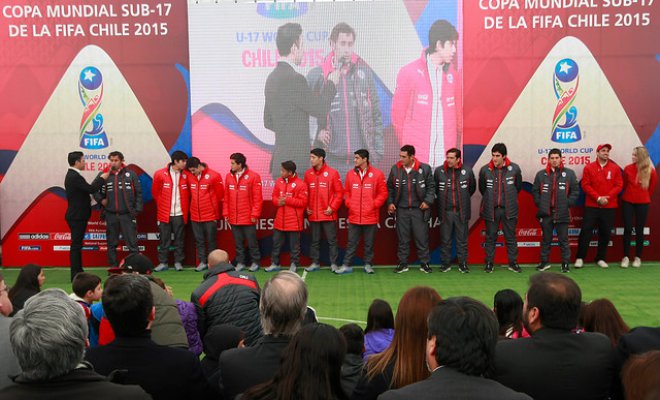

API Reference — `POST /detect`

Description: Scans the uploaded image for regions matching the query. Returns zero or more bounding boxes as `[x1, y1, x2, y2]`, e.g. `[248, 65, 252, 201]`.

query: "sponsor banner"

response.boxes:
[19, 245, 41, 251]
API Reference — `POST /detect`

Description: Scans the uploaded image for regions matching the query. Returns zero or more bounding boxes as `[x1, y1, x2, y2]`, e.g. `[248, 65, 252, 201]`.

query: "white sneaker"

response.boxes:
[620, 257, 629, 269]
[195, 263, 208, 272]
[597, 260, 609, 269]
[330, 264, 339, 273]
[174, 262, 183, 271]
[235, 263, 246, 272]
[248, 263, 260, 272]
[154, 263, 169, 272]
[632, 257, 642, 268]
[574, 258, 584, 269]
[289, 263, 298, 273]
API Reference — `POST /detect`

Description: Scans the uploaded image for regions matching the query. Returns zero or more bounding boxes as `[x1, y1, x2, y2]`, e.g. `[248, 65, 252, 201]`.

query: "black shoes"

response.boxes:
[508, 263, 522, 273]
[561, 263, 570, 273]
[484, 263, 494, 273]
[458, 263, 470, 274]
[394, 263, 409, 274]
[536, 262, 551, 272]
[439, 265, 451, 273]
[420, 263, 432, 274]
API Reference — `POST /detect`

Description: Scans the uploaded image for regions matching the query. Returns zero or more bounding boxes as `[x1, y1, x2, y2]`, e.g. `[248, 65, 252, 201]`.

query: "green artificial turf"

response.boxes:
[3, 263, 660, 328]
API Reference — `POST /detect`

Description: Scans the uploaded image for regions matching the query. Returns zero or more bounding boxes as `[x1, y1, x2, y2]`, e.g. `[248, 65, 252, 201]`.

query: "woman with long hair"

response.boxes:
[8, 264, 45, 316]
[352, 286, 442, 400]
[621, 146, 657, 268]
[580, 298, 630, 346]
[241, 323, 348, 400]
[493, 289, 529, 339]
[363, 299, 395, 361]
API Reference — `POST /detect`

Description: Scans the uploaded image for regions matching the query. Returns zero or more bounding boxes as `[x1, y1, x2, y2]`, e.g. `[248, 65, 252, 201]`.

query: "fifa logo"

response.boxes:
[551, 58, 581, 143]
[79, 66, 109, 149]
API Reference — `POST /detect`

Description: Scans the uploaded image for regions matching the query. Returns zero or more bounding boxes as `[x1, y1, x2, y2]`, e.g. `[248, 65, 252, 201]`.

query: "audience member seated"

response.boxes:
[494, 273, 616, 400]
[104, 253, 189, 348]
[380, 297, 531, 400]
[581, 298, 630, 346]
[621, 350, 660, 400]
[0, 273, 20, 390]
[84, 274, 213, 400]
[0, 288, 150, 399]
[201, 324, 244, 394]
[191, 249, 262, 346]
[69, 272, 103, 347]
[8, 264, 44, 316]
[220, 270, 308, 400]
[339, 323, 365, 397]
[613, 326, 660, 399]
[363, 299, 395, 361]
[241, 323, 348, 400]
[352, 286, 441, 400]
[152, 276, 203, 355]
[493, 289, 529, 339]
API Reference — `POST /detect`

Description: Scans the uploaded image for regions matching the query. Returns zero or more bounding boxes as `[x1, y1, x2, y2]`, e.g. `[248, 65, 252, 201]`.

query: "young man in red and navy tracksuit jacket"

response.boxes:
[186, 157, 224, 272]
[304, 148, 343, 272]
[152, 150, 191, 272]
[337, 149, 388, 275]
[268, 160, 308, 273]
[574, 143, 623, 269]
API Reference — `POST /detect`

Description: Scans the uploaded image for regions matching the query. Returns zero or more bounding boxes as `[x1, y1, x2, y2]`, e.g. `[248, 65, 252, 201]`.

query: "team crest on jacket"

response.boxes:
[562, 172, 566, 177]
[323, 171, 328, 177]
[205, 174, 210, 179]
[368, 172, 373, 177]
[244, 175, 249, 180]
[508, 166, 512, 171]
[125, 172, 130, 177]
[418, 168, 422, 174]
[461, 169, 466, 175]
[447, 73, 453, 84]
[292, 183, 296, 188]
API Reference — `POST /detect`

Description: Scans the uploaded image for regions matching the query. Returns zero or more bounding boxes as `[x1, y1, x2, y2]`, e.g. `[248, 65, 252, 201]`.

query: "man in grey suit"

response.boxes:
[379, 297, 530, 400]
[264, 22, 340, 180]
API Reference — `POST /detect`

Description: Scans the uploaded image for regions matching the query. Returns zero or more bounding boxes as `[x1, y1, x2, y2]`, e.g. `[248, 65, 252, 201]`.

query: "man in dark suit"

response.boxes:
[380, 297, 530, 400]
[85, 274, 213, 400]
[219, 270, 307, 399]
[264, 22, 339, 180]
[494, 273, 616, 400]
[65, 151, 108, 281]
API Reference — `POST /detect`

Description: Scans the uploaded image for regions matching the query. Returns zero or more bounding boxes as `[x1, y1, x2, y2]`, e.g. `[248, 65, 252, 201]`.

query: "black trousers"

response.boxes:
[231, 224, 260, 265]
[272, 230, 301, 265]
[440, 211, 469, 265]
[66, 218, 87, 281]
[484, 208, 518, 265]
[539, 218, 569, 264]
[191, 220, 218, 264]
[106, 213, 139, 267]
[309, 221, 338, 265]
[622, 201, 649, 258]
[343, 223, 377, 266]
[576, 207, 615, 262]
[396, 208, 430, 264]
[158, 215, 185, 264]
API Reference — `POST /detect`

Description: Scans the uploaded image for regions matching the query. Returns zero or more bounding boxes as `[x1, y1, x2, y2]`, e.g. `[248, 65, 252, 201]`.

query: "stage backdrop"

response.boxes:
[0, 0, 191, 266]
[0, 0, 658, 267]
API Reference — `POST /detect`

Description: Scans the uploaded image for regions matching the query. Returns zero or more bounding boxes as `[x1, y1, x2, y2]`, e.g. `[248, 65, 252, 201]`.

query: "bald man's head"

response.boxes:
[208, 250, 229, 267]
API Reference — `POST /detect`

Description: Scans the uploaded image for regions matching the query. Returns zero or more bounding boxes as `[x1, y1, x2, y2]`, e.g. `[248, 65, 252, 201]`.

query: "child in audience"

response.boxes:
[339, 323, 365, 397]
[493, 289, 529, 339]
[580, 298, 630, 346]
[363, 299, 395, 361]
[69, 272, 103, 346]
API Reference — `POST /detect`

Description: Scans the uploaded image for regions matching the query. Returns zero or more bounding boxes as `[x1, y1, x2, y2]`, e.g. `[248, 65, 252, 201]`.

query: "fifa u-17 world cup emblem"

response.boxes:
[551, 58, 581, 143]
[79, 66, 109, 149]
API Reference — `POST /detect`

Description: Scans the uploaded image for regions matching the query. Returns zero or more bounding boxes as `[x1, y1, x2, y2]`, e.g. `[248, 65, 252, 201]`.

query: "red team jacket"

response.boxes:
[152, 165, 191, 224]
[304, 163, 343, 222]
[272, 174, 308, 231]
[621, 163, 658, 204]
[581, 160, 623, 209]
[344, 165, 388, 225]
[224, 168, 263, 225]
[189, 167, 224, 222]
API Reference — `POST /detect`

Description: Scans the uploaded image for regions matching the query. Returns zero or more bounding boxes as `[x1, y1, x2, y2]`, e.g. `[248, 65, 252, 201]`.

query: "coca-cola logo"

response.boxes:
[517, 228, 539, 237]
[51, 233, 71, 241]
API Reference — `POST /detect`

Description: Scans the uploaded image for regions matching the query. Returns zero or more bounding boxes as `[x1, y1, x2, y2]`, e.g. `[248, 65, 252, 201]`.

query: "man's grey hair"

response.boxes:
[10, 288, 88, 381]
[260, 271, 308, 337]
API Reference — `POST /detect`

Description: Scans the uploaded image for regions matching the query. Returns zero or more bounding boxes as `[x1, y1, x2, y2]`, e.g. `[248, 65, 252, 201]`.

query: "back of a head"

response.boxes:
[581, 298, 630, 346]
[10, 289, 87, 381]
[493, 289, 524, 336]
[339, 323, 364, 356]
[368, 286, 441, 388]
[72, 272, 101, 299]
[102, 274, 153, 337]
[260, 271, 308, 337]
[622, 350, 660, 400]
[365, 299, 394, 333]
[244, 323, 347, 400]
[276, 23, 302, 56]
[8, 264, 42, 300]
[428, 297, 499, 377]
[208, 249, 230, 268]
[527, 273, 581, 330]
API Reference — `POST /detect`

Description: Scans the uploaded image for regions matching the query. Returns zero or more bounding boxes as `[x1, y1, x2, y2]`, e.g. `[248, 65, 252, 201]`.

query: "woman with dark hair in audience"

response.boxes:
[241, 323, 348, 400]
[352, 286, 441, 400]
[363, 299, 395, 361]
[8, 264, 45, 316]
[621, 350, 660, 400]
[580, 298, 630, 346]
[493, 289, 529, 339]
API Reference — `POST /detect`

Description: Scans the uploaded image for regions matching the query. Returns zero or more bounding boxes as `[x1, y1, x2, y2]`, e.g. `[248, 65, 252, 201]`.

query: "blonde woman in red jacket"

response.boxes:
[620, 146, 657, 268]
[267, 160, 308, 273]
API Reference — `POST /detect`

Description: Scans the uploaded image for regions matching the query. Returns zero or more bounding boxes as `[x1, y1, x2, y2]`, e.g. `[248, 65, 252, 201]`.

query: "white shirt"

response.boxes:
[169, 166, 182, 216]
[427, 54, 445, 168]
